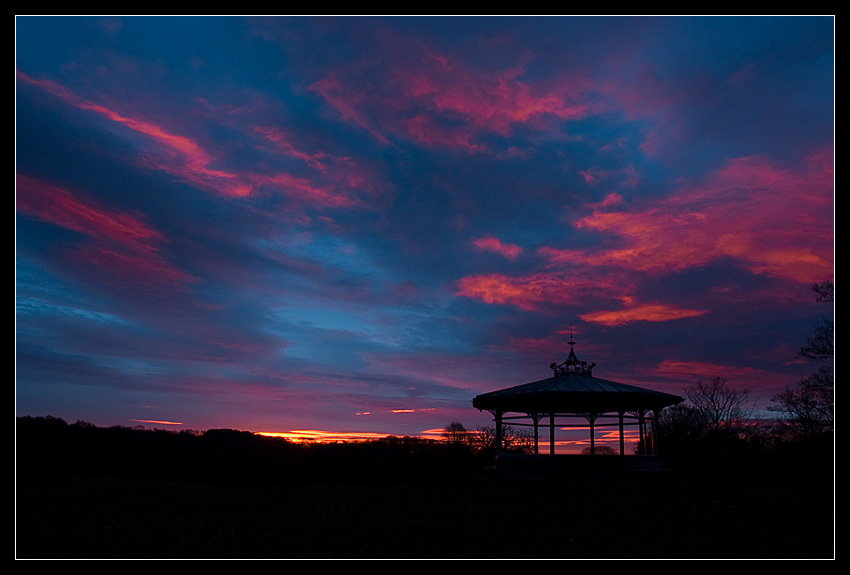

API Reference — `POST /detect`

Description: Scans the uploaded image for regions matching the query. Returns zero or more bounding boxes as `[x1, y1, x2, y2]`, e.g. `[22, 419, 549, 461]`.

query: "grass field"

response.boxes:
[15, 469, 834, 559]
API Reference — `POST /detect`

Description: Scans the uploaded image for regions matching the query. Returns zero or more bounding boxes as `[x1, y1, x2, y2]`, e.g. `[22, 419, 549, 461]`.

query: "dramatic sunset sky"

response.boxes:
[15, 16, 834, 446]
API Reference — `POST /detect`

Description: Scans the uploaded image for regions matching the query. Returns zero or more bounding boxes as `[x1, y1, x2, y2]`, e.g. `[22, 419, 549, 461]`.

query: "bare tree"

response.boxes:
[468, 425, 534, 454]
[812, 280, 834, 303]
[770, 369, 834, 437]
[684, 375, 756, 431]
[581, 444, 617, 455]
[801, 320, 834, 363]
[441, 421, 469, 447]
[770, 281, 834, 437]
[800, 281, 834, 363]
[501, 425, 534, 454]
[656, 402, 709, 454]
[469, 425, 498, 452]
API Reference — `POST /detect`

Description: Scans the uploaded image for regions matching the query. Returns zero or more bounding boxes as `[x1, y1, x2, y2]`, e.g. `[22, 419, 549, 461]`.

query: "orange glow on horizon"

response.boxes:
[255, 429, 432, 443]
[130, 419, 183, 426]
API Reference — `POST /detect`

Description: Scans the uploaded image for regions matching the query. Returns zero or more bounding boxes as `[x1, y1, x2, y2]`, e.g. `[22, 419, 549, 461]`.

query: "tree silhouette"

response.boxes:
[465, 425, 533, 454]
[801, 282, 834, 363]
[684, 375, 756, 432]
[770, 281, 834, 439]
[441, 421, 469, 447]
[656, 402, 707, 456]
[581, 444, 617, 455]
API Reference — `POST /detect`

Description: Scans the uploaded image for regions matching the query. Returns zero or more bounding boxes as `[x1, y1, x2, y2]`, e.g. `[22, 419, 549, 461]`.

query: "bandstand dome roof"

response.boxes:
[472, 341, 683, 416]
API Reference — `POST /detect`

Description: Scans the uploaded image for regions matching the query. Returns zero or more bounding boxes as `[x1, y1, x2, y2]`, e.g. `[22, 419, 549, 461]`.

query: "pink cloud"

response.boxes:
[579, 301, 708, 326]
[471, 234, 523, 260]
[456, 274, 560, 311]
[18, 70, 250, 198]
[248, 173, 361, 209]
[457, 151, 832, 322]
[16, 175, 165, 248]
[310, 72, 393, 146]
[456, 271, 625, 312]
[571, 151, 834, 283]
[16, 174, 194, 289]
[400, 115, 486, 152]
[18, 71, 372, 208]
[251, 124, 391, 201]
[578, 170, 597, 184]
[252, 125, 333, 172]
[457, 268, 706, 325]
[407, 61, 588, 136]
[310, 42, 591, 151]
[599, 64, 687, 157]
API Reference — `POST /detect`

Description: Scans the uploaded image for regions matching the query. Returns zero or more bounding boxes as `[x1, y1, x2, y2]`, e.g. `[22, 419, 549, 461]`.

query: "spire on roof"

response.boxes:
[549, 329, 596, 376]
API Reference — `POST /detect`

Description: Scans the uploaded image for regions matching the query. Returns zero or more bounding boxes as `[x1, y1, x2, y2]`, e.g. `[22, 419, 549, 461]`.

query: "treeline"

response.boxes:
[15, 416, 488, 486]
[655, 399, 834, 478]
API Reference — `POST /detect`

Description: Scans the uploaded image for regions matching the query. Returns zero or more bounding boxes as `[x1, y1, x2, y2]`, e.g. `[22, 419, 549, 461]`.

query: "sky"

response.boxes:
[15, 16, 834, 448]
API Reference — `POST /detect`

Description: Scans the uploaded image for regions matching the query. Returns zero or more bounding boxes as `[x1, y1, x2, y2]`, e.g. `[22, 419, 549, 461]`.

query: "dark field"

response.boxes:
[15, 417, 834, 559]
[16, 469, 833, 559]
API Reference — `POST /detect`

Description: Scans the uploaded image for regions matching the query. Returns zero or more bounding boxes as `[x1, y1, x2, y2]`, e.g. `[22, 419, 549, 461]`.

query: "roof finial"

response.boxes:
[549, 324, 595, 376]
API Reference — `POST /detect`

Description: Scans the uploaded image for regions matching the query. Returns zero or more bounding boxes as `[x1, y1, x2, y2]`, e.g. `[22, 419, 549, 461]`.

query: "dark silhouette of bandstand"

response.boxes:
[472, 338, 683, 476]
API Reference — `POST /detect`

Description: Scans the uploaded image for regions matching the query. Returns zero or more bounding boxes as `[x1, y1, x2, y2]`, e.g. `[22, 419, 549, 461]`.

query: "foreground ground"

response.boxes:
[16, 469, 834, 559]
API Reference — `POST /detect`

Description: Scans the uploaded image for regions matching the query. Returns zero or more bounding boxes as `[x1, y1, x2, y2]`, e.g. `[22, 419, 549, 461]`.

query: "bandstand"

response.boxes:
[472, 339, 683, 463]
